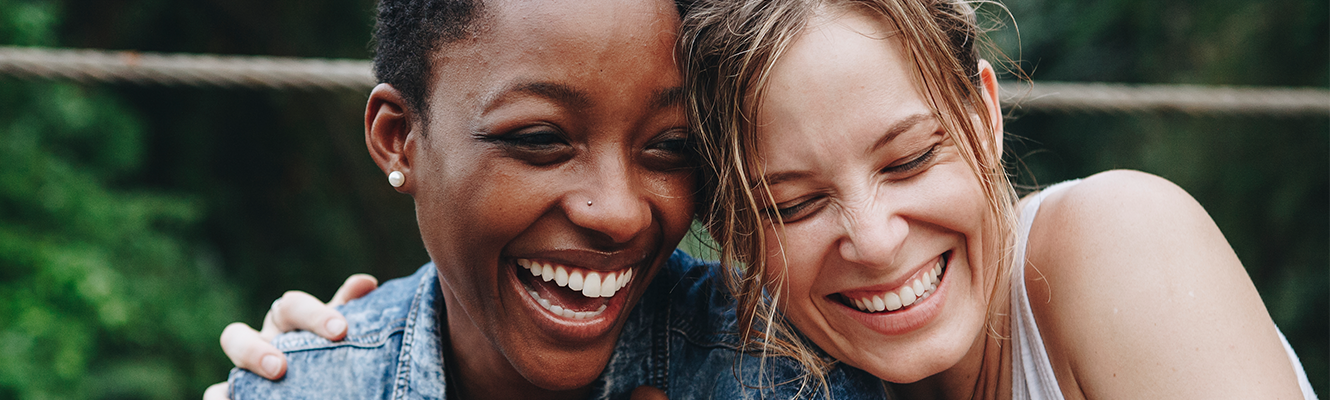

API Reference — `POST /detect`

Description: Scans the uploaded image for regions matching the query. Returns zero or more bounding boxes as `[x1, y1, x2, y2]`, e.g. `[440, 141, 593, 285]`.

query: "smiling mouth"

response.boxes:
[839, 253, 948, 313]
[516, 259, 637, 320]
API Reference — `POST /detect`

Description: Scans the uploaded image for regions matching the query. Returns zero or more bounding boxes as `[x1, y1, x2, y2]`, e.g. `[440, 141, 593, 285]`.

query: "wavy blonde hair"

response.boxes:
[679, 0, 1021, 392]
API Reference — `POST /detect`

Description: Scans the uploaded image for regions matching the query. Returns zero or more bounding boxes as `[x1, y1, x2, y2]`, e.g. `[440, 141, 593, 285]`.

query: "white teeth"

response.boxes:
[847, 255, 948, 313]
[871, 296, 886, 312]
[517, 259, 635, 299]
[568, 270, 584, 291]
[899, 285, 916, 306]
[601, 272, 619, 297]
[541, 264, 554, 282]
[885, 292, 903, 311]
[583, 272, 602, 298]
[526, 288, 611, 320]
[555, 266, 569, 286]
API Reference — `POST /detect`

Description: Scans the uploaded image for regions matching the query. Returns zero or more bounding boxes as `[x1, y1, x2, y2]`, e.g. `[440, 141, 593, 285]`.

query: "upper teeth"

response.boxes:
[518, 259, 634, 298]
[850, 257, 946, 313]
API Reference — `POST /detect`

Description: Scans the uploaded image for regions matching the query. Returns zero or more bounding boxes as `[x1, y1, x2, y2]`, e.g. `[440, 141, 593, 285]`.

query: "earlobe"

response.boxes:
[365, 83, 418, 193]
[976, 59, 1004, 160]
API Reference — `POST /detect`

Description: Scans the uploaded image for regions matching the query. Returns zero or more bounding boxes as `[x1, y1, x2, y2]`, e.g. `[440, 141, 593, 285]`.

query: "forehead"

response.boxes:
[492, 0, 679, 44]
[429, 0, 682, 107]
[756, 8, 930, 161]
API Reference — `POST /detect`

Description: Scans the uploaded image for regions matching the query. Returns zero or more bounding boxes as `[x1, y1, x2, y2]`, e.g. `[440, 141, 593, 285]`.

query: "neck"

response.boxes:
[440, 286, 592, 400]
[897, 304, 1012, 400]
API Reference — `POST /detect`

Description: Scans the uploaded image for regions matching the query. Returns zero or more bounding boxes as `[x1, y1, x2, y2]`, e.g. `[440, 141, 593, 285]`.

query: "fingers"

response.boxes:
[202, 382, 230, 400]
[221, 322, 287, 380]
[329, 274, 378, 306]
[630, 385, 669, 400]
[263, 290, 349, 341]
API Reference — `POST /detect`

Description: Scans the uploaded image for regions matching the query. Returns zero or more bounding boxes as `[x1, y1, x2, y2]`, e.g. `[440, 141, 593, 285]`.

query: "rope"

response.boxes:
[0, 46, 372, 91]
[1000, 81, 1330, 117]
[2, 46, 1327, 116]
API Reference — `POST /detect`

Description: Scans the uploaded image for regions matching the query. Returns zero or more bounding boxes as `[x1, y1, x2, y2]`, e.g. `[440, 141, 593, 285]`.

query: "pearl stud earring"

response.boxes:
[388, 171, 405, 188]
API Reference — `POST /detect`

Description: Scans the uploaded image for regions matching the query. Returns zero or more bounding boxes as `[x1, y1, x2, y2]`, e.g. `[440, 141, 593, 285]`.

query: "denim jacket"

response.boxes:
[229, 250, 893, 399]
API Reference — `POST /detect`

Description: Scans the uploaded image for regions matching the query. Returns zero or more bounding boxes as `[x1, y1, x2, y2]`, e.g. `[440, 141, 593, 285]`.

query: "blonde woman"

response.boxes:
[681, 0, 1317, 398]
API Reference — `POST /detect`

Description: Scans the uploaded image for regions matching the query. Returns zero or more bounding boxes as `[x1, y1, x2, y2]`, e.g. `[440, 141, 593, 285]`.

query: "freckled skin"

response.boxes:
[364, 0, 694, 398]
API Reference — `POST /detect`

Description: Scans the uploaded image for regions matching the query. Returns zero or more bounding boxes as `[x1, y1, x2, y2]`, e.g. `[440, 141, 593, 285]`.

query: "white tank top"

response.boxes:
[1009, 180, 1318, 400]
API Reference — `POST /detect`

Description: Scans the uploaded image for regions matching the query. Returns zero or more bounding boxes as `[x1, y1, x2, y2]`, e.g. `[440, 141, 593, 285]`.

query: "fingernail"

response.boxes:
[325, 318, 346, 336]
[261, 355, 282, 377]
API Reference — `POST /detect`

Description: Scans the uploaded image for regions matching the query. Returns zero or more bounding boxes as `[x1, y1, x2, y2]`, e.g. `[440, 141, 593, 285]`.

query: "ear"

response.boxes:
[365, 83, 420, 193]
[976, 59, 1003, 159]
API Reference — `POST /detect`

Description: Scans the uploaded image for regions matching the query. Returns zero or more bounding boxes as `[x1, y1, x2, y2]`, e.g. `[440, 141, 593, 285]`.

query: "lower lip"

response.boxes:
[505, 260, 632, 342]
[835, 259, 951, 336]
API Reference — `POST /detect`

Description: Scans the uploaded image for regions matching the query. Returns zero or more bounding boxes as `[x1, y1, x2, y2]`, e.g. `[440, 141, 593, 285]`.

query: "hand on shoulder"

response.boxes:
[1022, 170, 1304, 399]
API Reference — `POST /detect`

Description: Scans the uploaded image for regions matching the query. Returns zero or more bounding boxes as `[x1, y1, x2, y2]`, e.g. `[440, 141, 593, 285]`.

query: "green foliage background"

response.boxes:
[0, 0, 1324, 398]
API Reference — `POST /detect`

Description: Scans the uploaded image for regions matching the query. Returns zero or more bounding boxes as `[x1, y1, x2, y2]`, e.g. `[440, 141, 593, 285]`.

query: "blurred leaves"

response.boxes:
[6, 1, 420, 398]
[0, 77, 242, 398]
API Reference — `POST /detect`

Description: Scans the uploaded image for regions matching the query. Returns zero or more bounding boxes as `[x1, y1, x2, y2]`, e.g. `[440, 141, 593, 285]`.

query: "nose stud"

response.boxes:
[587, 201, 593, 206]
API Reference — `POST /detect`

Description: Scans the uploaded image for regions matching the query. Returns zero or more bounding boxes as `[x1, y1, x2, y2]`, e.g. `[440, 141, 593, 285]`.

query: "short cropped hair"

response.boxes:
[372, 0, 486, 124]
[371, 0, 696, 126]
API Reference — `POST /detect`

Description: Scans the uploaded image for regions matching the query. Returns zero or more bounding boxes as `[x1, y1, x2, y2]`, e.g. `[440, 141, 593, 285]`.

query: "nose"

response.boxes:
[837, 200, 908, 269]
[565, 156, 652, 244]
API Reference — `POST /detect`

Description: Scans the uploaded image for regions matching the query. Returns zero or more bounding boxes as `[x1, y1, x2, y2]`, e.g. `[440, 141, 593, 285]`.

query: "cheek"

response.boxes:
[761, 223, 826, 311]
[650, 171, 697, 239]
[928, 165, 994, 290]
[414, 146, 545, 271]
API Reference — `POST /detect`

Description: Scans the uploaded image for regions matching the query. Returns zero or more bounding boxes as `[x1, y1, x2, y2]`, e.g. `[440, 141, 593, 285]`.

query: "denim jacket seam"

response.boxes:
[664, 324, 745, 351]
[391, 266, 432, 400]
[270, 320, 408, 352]
[649, 285, 671, 391]
[664, 307, 744, 350]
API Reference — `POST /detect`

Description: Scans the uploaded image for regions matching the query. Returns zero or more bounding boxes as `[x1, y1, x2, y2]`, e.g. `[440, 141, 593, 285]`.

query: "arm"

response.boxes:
[1024, 170, 1304, 399]
[202, 274, 378, 400]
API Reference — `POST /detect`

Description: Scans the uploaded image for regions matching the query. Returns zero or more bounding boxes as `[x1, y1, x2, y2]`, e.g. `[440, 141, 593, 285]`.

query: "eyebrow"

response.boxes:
[482, 81, 592, 112]
[649, 86, 685, 110]
[866, 113, 934, 156]
[762, 113, 936, 186]
[763, 170, 813, 187]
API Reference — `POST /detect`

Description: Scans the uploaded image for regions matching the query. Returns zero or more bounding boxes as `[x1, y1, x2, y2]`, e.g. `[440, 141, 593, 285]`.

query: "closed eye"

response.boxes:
[882, 144, 936, 175]
[642, 130, 695, 171]
[477, 127, 573, 165]
[767, 195, 826, 223]
[493, 130, 565, 147]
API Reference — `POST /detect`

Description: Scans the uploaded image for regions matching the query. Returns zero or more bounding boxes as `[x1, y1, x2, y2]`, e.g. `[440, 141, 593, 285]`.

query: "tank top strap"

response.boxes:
[1010, 179, 1080, 400]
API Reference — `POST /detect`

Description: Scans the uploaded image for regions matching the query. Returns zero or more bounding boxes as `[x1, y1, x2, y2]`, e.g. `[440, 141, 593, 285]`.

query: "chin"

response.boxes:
[855, 343, 967, 384]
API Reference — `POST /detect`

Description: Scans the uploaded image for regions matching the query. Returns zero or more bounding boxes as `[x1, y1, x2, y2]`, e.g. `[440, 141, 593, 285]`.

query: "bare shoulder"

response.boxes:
[1022, 170, 1304, 399]
[1028, 170, 1239, 278]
